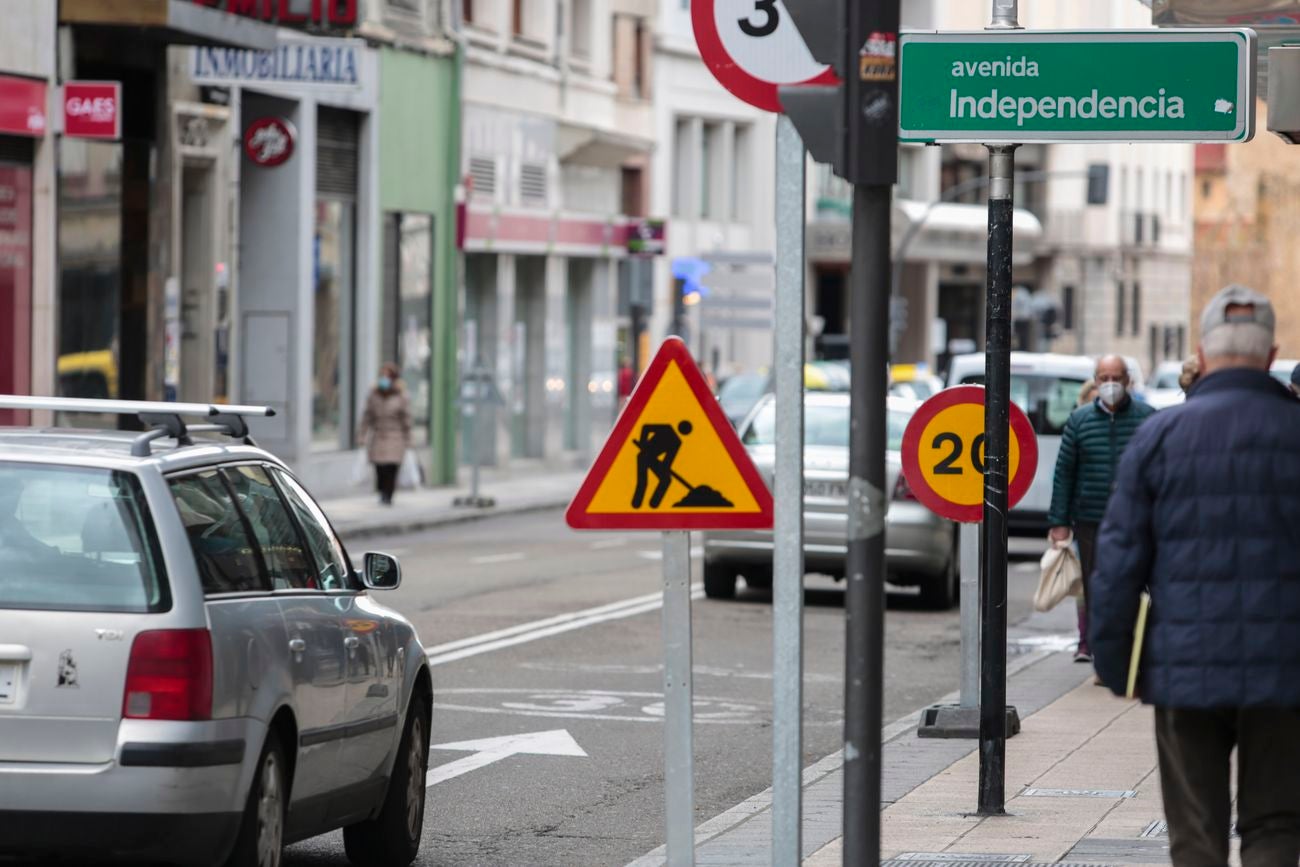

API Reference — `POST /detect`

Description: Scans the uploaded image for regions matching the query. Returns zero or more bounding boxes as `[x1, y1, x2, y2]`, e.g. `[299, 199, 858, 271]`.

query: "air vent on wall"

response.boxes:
[520, 162, 548, 205]
[469, 155, 496, 198]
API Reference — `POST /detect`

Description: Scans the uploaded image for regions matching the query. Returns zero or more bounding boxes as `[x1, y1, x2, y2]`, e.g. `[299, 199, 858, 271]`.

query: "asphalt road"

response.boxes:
[281, 509, 1052, 867]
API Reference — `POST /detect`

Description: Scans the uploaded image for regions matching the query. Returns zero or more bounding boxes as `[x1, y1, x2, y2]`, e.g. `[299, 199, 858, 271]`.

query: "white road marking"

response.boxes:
[425, 584, 704, 666]
[590, 538, 627, 550]
[470, 552, 526, 565]
[425, 728, 586, 787]
[432, 688, 769, 726]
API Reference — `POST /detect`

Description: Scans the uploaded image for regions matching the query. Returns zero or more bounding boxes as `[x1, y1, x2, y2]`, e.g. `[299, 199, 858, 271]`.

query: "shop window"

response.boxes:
[314, 107, 360, 451]
[382, 212, 433, 446]
[57, 139, 123, 405]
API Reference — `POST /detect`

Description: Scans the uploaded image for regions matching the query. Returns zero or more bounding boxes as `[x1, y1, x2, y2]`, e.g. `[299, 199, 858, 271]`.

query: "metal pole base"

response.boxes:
[917, 704, 1021, 740]
[452, 495, 497, 508]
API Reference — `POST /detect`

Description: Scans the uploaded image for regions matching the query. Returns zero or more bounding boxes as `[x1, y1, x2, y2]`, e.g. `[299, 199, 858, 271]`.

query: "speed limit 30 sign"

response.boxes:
[691, 0, 837, 112]
[900, 385, 1039, 523]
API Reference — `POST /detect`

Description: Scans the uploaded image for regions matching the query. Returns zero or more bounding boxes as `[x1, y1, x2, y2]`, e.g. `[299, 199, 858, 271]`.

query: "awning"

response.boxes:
[60, 0, 278, 49]
[807, 200, 1043, 265]
[895, 199, 1043, 266]
[557, 123, 654, 168]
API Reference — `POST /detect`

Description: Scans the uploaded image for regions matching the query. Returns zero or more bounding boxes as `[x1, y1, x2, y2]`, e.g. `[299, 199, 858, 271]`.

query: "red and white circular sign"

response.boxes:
[243, 117, 296, 168]
[691, 0, 837, 113]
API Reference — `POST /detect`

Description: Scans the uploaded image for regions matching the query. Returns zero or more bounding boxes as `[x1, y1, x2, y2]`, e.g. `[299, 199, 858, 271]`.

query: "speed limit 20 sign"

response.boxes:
[900, 386, 1039, 524]
[692, 0, 836, 112]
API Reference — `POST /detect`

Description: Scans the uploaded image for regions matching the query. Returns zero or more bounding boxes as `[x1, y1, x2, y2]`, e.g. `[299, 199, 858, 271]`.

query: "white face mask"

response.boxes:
[1098, 381, 1126, 407]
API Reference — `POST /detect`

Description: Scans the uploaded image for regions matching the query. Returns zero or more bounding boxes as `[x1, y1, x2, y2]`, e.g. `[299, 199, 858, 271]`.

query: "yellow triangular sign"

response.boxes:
[566, 338, 774, 530]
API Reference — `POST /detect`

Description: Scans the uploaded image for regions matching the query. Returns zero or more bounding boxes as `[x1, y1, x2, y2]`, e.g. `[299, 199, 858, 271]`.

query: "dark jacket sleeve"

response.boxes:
[1088, 427, 1156, 695]
[1047, 412, 1080, 527]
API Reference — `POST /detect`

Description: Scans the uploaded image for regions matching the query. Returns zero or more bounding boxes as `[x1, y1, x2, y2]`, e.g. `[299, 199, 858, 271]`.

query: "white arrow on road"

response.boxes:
[426, 728, 588, 787]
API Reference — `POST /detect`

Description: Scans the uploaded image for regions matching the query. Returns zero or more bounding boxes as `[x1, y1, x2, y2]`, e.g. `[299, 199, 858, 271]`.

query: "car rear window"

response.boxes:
[959, 374, 1084, 436]
[743, 403, 909, 451]
[0, 463, 168, 613]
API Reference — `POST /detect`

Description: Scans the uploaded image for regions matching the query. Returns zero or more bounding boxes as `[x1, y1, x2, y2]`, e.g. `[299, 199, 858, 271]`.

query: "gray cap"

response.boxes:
[1200, 284, 1275, 340]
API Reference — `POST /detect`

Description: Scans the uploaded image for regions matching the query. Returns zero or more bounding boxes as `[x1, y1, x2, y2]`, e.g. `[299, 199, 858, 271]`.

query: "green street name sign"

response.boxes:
[898, 30, 1256, 144]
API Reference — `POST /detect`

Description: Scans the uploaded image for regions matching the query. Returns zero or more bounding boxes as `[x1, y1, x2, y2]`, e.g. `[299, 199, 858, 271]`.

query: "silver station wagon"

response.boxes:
[0, 397, 432, 867]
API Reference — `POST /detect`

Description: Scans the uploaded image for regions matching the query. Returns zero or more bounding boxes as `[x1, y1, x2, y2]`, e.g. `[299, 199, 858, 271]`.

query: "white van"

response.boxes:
[946, 352, 1095, 533]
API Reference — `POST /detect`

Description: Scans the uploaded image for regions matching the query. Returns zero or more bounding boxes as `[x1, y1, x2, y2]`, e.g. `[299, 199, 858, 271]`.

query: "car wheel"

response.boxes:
[225, 730, 286, 867]
[344, 688, 430, 867]
[743, 569, 772, 591]
[918, 540, 959, 611]
[703, 561, 737, 599]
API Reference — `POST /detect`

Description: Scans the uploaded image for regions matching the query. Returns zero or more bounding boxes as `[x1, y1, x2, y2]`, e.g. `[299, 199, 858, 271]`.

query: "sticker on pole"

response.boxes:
[566, 338, 774, 530]
[900, 385, 1039, 524]
[691, 0, 837, 112]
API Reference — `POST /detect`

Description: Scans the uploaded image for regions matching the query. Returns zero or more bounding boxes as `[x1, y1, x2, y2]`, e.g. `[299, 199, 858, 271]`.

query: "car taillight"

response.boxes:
[893, 473, 919, 502]
[122, 629, 213, 721]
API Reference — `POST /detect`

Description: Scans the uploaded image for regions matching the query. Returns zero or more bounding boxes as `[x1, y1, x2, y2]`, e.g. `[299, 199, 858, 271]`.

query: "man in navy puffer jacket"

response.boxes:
[1091, 284, 1300, 867]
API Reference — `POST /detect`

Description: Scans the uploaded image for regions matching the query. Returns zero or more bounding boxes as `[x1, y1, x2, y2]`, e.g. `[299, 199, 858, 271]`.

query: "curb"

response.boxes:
[335, 496, 571, 542]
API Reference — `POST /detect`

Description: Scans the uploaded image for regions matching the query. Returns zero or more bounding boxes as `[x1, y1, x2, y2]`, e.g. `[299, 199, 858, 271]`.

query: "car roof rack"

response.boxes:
[0, 396, 276, 457]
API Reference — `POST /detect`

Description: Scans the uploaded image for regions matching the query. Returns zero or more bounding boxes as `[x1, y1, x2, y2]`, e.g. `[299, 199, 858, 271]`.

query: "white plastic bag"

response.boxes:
[1035, 532, 1083, 612]
[350, 451, 369, 487]
[396, 450, 422, 490]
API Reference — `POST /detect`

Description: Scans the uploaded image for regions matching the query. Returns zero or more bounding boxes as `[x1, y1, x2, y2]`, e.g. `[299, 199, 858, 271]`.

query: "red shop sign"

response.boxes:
[0, 75, 47, 138]
[63, 81, 121, 140]
[243, 117, 296, 168]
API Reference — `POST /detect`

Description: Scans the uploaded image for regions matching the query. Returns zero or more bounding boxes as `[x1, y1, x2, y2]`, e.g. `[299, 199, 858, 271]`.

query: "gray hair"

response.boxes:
[1200, 321, 1274, 362]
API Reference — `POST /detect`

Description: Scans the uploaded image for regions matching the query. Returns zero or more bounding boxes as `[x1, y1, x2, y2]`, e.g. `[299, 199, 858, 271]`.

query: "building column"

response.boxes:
[494, 253, 517, 467]
[544, 253, 567, 458]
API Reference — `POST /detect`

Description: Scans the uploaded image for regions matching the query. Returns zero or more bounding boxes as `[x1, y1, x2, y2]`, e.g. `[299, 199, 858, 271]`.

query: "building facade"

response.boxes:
[0, 0, 57, 426]
[457, 0, 657, 468]
[1193, 100, 1300, 358]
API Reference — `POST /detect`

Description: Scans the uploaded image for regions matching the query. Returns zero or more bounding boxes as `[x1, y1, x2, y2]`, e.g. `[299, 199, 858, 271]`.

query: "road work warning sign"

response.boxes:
[566, 337, 774, 530]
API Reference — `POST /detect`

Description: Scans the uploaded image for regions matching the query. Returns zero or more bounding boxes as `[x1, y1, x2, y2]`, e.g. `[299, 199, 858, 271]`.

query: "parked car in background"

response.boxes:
[946, 352, 1094, 534]
[717, 371, 769, 427]
[0, 397, 432, 867]
[701, 393, 959, 609]
[889, 363, 944, 402]
[1269, 358, 1299, 388]
[1145, 360, 1186, 410]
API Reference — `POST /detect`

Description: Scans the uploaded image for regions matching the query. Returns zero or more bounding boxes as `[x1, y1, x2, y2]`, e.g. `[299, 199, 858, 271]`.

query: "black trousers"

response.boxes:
[374, 463, 399, 503]
[1073, 521, 1098, 652]
[1156, 706, 1300, 867]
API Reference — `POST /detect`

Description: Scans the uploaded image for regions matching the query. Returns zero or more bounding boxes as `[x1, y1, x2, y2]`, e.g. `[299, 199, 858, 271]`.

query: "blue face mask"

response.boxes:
[377, 376, 392, 391]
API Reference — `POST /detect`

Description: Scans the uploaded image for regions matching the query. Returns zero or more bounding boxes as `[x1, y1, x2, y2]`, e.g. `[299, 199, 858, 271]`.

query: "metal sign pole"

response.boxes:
[771, 114, 807, 865]
[979, 143, 1016, 817]
[662, 530, 695, 866]
[959, 522, 980, 709]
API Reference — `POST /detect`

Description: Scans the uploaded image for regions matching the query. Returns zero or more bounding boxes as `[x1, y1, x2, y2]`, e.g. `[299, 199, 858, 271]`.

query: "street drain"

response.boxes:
[893, 855, 1030, 863]
[1140, 820, 1167, 839]
[1020, 787, 1137, 799]
[884, 862, 1106, 867]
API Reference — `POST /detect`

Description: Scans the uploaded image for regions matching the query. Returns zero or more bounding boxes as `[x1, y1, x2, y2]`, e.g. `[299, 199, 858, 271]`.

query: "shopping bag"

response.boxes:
[350, 451, 369, 486]
[1034, 532, 1083, 612]
[397, 451, 422, 490]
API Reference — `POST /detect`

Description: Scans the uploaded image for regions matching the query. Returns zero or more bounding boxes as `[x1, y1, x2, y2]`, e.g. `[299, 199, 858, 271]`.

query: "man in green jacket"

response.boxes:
[1048, 354, 1155, 663]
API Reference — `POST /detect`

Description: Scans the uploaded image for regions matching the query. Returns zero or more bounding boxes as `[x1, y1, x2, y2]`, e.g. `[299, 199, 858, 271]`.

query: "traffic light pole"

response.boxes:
[844, 183, 892, 866]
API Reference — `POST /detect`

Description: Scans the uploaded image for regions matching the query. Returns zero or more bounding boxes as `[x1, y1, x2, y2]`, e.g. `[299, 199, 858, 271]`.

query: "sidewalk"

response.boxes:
[631, 609, 1194, 867]
[322, 466, 585, 540]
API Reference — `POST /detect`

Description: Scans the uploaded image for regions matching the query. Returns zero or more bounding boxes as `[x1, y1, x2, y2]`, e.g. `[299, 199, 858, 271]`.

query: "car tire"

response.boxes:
[703, 561, 737, 599]
[918, 539, 959, 611]
[344, 689, 431, 867]
[743, 569, 772, 591]
[225, 730, 287, 867]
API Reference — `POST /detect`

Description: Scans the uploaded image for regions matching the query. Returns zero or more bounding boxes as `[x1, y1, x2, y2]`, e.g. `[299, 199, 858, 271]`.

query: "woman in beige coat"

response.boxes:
[357, 362, 412, 505]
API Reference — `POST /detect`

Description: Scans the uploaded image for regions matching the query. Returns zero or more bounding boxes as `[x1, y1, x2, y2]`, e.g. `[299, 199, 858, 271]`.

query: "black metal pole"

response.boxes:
[979, 144, 1016, 816]
[843, 182, 891, 864]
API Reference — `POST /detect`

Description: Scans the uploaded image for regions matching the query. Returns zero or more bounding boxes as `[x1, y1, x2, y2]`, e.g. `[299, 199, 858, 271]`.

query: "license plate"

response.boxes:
[0, 663, 15, 704]
[803, 480, 846, 499]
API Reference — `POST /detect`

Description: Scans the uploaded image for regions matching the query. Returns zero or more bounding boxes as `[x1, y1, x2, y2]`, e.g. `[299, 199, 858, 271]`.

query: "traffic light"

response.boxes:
[780, 0, 900, 186]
